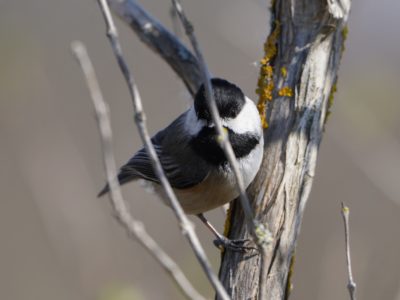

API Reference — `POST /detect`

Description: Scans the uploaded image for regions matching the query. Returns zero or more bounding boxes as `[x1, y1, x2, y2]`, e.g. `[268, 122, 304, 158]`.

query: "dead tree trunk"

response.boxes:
[218, 0, 351, 299]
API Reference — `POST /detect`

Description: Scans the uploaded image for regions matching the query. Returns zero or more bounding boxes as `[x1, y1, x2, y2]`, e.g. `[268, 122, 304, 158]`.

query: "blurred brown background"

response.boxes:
[1, 0, 400, 299]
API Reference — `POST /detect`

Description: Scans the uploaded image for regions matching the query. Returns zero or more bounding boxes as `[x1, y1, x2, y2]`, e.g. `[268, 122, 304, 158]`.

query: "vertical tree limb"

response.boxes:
[71, 41, 205, 300]
[96, 1, 230, 299]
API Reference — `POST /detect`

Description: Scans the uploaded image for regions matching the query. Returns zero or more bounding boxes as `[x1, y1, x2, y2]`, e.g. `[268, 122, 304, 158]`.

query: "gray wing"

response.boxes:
[98, 112, 209, 196]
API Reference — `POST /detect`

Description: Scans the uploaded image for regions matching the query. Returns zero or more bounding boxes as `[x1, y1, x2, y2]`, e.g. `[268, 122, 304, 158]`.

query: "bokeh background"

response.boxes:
[1, 0, 400, 299]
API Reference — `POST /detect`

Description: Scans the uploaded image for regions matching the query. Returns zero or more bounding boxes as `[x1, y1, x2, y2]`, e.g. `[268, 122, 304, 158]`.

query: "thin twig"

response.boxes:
[341, 202, 357, 300]
[71, 41, 205, 300]
[170, 5, 183, 39]
[96, 1, 230, 299]
[171, 0, 268, 298]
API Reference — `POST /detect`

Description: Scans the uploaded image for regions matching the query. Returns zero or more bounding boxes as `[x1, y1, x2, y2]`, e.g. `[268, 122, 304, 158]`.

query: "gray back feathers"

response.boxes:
[102, 111, 210, 195]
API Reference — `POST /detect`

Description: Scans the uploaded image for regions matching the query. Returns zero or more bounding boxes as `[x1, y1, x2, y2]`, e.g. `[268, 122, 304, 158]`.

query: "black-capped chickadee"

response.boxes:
[99, 78, 264, 250]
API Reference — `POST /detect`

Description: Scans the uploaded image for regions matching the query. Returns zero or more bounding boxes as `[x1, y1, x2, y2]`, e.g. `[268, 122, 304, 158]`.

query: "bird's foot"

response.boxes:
[213, 236, 257, 252]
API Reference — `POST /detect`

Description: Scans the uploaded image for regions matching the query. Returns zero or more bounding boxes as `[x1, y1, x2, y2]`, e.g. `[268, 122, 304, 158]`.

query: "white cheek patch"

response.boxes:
[222, 97, 262, 135]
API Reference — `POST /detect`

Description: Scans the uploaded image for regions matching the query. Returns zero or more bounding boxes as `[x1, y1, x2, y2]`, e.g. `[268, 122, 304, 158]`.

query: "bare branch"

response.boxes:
[170, 1, 269, 298]
[107, 0, 201, 95]
[341, 202, 357, 300]
[96, 1, 230, 299]
[71, 41, 205, 300]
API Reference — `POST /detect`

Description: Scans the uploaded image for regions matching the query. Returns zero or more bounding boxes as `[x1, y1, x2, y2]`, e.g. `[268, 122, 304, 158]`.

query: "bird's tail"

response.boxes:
[97, 172, 139, 197]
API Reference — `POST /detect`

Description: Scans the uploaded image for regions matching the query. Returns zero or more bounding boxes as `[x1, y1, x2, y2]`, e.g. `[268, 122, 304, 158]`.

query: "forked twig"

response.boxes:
[71, 41, 205, 300]
[341, 202, 357, 300]
[96, 1, 230, 299]
[171, 0, 269, 298]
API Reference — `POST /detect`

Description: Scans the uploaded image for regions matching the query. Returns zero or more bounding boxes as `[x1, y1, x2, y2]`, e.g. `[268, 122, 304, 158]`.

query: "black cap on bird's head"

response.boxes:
[194, 78, 245, 122]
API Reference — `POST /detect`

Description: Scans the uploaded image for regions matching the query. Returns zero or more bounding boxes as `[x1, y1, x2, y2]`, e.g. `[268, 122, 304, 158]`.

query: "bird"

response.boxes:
[99, 78, 264, 251]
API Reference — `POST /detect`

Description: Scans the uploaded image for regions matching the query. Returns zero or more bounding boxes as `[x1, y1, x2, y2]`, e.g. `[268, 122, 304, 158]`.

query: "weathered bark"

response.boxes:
[218, 0, 351, 299]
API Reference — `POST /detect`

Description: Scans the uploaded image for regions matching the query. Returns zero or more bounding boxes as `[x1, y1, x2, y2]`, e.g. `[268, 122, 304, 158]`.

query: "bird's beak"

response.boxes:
[215, 127, 229, 143]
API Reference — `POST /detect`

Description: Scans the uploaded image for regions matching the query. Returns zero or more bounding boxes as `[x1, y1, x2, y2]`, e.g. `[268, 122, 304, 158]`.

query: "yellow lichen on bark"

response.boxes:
[325, 82, 337, 122]
[325, 27, 349, 124]
[256, 21, 280, 128]
[280, 66, 287, 78]
[341, 26, 349, 52]
[278, 87, 293, 97]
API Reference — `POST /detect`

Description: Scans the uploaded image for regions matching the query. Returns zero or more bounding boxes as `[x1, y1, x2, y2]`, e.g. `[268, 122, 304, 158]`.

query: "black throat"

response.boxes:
[190, 127, 260, 167]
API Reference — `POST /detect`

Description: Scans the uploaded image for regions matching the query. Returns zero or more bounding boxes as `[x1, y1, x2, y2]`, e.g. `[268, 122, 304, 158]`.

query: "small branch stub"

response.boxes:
[135, 111, 146, 123]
